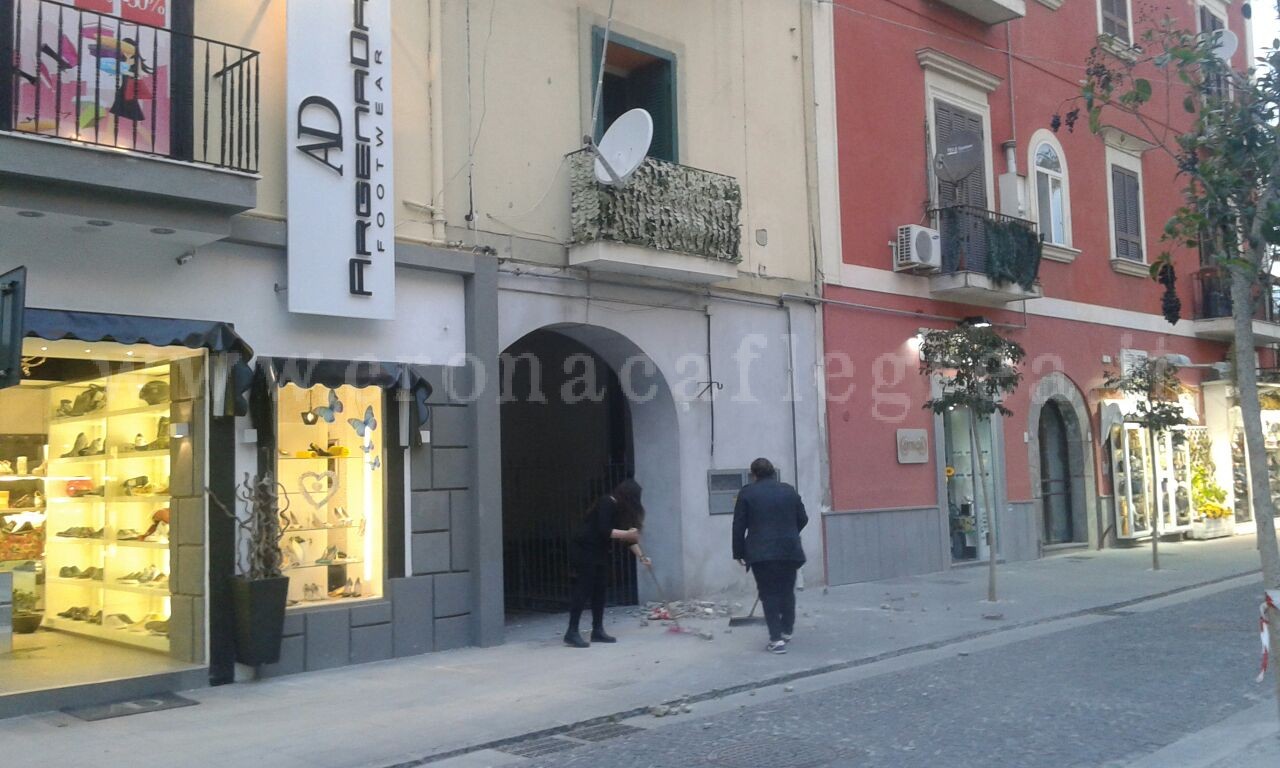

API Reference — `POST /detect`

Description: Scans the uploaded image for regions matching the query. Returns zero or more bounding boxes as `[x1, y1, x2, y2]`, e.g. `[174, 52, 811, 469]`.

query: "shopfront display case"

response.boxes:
[1110, 424, 1152, 540]
[42, 363, 173, 651]
[276, 384, 385, 607]
[943, 407, 996, 562]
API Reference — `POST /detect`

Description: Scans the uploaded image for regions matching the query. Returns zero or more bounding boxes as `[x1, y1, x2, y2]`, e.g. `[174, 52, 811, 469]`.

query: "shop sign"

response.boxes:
[897, 429, 929, 464]
[286, 0, 396, 320]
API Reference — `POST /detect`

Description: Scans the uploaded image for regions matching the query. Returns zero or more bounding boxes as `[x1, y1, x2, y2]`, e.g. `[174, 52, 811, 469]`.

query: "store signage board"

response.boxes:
[286, 0, 396, 320]
[896, 428, 929, 464]
[0, 267, 27, 391]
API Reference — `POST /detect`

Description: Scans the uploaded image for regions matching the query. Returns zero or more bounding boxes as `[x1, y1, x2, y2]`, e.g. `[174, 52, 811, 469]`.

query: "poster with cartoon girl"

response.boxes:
[12, 0, 171, 154]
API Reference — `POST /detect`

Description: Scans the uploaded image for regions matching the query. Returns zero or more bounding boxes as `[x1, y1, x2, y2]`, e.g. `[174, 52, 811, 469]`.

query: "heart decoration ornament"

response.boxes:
[299, 471, 339, 508]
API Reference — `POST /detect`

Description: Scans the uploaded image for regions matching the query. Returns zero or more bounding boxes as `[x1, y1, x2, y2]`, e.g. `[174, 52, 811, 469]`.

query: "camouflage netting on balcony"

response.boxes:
[570, 151, 742, 263]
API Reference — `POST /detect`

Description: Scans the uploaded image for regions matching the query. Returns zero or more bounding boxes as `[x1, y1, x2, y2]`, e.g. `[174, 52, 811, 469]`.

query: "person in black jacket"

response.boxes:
[564, 479, 650, 648]
[732, 458, 807, 653]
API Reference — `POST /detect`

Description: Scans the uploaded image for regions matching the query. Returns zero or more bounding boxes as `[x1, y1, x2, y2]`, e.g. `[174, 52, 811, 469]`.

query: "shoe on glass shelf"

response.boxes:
[56, 399, 74, 418]
[0, 460, 12, 475]
[59, 565, 81, 578]
[133, 433, 146, 450]
[104, 614, 135, 630]
[118, 571, 142, 584]
[310, 512, 327, 529]
[315, 545, 337, 564]
[141, 522, 169, 543]
[145, 620, 169, 636]
[78, 437, 103, 456]
[62, 432, 88, 458]
[88, 610, 103, 625]
[116, 528, 142, 541]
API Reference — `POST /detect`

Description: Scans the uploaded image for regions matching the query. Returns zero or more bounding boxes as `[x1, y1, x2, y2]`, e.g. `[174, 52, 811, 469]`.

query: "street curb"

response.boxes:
[377, 568, 1260, 768]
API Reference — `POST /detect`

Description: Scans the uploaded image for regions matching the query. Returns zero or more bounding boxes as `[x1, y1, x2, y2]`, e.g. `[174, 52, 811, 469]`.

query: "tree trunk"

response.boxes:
[1227, 264, 1280, 720]
[971, 415, 998, 602]
[1149, 425, 1161, 571]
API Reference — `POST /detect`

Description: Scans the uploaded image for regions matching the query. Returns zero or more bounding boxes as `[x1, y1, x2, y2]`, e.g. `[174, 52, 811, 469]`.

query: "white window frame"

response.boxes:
[918, 49, 1000, 211]
[1103, 129, 1149, 275]
[1026, 128, 1077, 262]
[1096, 0, 1135, 46]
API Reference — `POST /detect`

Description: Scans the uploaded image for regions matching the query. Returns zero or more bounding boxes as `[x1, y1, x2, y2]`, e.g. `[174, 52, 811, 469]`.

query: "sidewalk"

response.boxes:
[0, 536, 1269, 768]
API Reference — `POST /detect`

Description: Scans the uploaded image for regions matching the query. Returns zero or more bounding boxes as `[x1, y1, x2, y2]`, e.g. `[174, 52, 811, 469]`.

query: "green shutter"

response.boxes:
[1112, 166, 1142, 261]
[629, 60, 676, 162]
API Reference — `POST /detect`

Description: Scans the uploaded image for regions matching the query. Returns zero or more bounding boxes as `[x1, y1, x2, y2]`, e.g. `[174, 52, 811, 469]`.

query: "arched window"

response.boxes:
[1035, 142, 1067, 245]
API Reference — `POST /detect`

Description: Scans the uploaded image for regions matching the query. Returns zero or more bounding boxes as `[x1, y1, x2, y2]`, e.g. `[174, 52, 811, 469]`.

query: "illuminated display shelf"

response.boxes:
[42, 363, 173, 654]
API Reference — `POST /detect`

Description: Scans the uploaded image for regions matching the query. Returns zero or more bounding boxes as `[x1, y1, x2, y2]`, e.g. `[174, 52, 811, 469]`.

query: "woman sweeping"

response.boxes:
[564, 478, 650, 648]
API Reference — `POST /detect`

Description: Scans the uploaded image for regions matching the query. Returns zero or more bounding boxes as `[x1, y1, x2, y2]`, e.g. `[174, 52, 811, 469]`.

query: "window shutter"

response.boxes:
[933, 101, 987, 210]
[1102, 0, 1130, 40]
[629, 60, 677, 162]
[1112, 166, 1143, 262]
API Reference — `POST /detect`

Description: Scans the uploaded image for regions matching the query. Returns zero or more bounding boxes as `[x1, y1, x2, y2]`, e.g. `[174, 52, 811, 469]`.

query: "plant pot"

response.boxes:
[1188, 517, 1236, 540]
[230, 576, 290, 666]
[12, 612, 42, 634]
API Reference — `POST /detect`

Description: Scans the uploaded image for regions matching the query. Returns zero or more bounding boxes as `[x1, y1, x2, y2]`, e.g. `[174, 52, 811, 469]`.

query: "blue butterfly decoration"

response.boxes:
[360, 441, 375, 454]
[348, 405, 377, 438]
[313, 389, 344, 423]
[367, 456, 381, 471]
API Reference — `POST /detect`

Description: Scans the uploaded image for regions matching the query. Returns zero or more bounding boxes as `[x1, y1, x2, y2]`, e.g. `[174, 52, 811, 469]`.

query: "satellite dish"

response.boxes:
[934, 129, 982, 183]
[1213, 29, 1238, 63]
[591, 108, 653, 186]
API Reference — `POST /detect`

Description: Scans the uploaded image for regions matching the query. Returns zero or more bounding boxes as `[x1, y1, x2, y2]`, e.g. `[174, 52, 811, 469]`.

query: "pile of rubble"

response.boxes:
[634, 599, 735, 621]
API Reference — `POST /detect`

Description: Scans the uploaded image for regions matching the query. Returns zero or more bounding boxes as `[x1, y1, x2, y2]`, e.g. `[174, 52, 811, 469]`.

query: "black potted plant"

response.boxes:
[211, 474, 290, 667]
[12, 588, 42, 634]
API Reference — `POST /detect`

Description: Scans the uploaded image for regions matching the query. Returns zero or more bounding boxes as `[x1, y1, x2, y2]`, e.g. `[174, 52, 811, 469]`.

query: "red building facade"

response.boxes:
[819, 0, 1266, 584]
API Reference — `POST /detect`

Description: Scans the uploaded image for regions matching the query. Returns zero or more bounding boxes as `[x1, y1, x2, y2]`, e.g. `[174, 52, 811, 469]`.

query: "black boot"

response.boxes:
[563, 629, 589, 648]
[590, 627, 617, 643]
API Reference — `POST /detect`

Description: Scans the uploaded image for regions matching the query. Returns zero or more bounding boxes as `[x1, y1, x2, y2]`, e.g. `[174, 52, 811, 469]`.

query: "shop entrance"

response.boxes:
[1039, 402, 1075, 544]
[1, 338, 205, 704]
[500, 330, 637, 612]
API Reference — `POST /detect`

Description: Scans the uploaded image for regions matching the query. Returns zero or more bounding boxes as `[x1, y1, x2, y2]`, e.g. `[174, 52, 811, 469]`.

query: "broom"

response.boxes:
[728, 597, 763, 627]
[643, 562, 693, 635]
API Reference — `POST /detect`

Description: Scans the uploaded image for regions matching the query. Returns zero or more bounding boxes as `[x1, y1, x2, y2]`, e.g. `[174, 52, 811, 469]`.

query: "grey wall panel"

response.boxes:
[824, 507, 947, 586]
[1000, 502, 1039, 563]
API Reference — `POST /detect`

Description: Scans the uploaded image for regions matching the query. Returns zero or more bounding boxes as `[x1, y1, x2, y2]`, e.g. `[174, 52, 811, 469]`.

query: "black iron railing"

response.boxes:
[930, 205, 1042, 290]
[2, 0, 259, 173]
[1192, 266, 1280, 322]
[503, 462, 637, 612]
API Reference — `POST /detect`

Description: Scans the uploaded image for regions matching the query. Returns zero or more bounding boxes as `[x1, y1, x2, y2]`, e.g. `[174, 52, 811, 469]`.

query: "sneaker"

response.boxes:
[766, 640, 787, 654]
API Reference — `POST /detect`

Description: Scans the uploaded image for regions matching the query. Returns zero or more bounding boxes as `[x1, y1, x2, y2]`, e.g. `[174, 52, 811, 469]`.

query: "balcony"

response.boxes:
[927, 205, 1043, 306]
[935, 0, 1026, 24]
[568, 150, 742, 284]
[1190, 267, 1280, 344]
[0, 0, 259, 252]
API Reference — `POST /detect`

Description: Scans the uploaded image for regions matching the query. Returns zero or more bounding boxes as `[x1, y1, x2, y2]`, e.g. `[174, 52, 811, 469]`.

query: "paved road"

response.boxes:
[516, 584, 1276, 768]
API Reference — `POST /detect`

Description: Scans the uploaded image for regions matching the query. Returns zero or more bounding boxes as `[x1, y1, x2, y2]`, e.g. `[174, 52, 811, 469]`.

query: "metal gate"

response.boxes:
[503, 462, 637, 612]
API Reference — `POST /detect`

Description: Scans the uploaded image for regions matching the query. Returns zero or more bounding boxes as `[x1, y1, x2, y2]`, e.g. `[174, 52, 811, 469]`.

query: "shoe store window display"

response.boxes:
[276, 384, 385, 607]
[1, 340, 192, 659]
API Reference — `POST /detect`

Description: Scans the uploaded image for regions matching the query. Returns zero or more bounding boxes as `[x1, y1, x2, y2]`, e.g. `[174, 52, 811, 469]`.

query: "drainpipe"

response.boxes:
[429, 0, 446, 242]
[706, 309, 715, 460]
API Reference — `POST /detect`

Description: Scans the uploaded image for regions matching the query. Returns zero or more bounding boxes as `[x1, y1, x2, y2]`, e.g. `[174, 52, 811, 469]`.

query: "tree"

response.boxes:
[1054, 7, 1280, 714]
[1104, 357, 1191, 570]
[920, 325, 1026, 603]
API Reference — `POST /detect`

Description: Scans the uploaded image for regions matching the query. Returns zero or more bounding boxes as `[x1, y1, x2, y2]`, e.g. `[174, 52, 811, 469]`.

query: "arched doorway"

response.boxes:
[500, 328, 637, 612]
[1027, 373, 1096, 548]
[1039, 401, 1075, 544]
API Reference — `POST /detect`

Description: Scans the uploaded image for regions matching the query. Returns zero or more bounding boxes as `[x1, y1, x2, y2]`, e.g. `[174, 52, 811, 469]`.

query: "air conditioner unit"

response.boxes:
[895, 225, 941, 273]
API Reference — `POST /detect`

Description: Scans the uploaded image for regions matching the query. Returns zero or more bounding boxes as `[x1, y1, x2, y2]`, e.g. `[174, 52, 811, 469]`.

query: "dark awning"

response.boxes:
[259, 357, 435, 446]
[24, 308, 253, 358]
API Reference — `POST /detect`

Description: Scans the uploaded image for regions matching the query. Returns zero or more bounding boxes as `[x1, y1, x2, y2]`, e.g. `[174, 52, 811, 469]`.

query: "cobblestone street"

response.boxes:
[511, 583, 1276, 768]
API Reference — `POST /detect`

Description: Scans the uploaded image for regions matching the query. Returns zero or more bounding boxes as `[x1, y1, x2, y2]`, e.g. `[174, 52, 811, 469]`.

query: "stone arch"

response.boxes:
[1027, 372, 1097, 548]
[498, 321, 684, 605]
